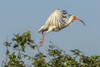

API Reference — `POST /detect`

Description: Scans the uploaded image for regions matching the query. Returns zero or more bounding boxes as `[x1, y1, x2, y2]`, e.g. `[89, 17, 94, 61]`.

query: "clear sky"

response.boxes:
[0, 0, 100, 65]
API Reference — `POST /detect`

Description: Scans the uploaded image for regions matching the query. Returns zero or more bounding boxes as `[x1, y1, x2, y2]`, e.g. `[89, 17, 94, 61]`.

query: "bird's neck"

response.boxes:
[64, 18, 73, 27]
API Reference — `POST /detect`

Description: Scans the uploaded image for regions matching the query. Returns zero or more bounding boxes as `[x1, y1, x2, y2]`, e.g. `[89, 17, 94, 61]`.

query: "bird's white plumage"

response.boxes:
[38, 9, 68, 33]
[45, 9, 68, 28]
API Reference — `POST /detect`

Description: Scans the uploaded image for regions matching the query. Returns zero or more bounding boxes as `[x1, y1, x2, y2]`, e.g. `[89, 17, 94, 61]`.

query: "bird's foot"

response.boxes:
[39, 40, 43, 47]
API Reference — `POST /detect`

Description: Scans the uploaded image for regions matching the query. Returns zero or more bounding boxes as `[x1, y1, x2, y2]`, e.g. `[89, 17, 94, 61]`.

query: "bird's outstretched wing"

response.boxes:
[38, 9, 68, 33]
[45, 9, 68, 28]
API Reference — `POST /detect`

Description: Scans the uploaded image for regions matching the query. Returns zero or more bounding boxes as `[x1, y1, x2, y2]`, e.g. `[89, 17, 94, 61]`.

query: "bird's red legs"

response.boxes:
[39, 27, 54, 47]
[39, 33, 46, 47]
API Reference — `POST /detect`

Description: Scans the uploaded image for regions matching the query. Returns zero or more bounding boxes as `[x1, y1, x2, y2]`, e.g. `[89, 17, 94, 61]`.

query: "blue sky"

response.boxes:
[0, 0, 100, 65]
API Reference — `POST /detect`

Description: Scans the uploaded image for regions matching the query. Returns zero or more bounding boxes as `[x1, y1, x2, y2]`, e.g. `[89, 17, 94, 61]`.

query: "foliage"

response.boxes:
[2, 30, 100, 67]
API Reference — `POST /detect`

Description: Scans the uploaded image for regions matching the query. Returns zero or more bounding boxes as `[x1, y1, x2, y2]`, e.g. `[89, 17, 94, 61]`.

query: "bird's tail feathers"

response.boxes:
[38, 25, 44, 33]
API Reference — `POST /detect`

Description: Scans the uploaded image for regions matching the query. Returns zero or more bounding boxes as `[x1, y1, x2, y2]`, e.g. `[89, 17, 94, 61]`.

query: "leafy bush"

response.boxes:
[2, 31, 100, 67]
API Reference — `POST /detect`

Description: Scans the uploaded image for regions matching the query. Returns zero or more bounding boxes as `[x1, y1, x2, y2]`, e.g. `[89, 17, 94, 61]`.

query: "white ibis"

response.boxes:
[38, 9, 85, 47]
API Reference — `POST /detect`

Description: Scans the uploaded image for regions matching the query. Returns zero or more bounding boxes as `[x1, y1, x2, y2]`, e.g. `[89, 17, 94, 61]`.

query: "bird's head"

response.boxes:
[69, 15, 85, 26]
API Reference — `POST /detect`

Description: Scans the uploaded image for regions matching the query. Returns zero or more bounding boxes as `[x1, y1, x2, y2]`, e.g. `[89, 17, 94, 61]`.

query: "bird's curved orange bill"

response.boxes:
[73, 16, 85, 26]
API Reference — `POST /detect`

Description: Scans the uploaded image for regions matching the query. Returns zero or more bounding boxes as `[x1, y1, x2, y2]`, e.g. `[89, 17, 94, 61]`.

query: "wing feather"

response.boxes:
[45, 9, 68, 29]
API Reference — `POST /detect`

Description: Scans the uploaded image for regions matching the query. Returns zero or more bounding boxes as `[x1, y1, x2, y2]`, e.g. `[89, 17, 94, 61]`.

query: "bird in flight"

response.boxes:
[38, 9, 85, 47]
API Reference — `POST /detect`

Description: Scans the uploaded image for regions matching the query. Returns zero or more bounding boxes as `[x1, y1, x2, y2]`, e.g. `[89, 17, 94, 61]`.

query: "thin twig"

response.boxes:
[33, 42, 40, 53]
[1, 60, 6, 67]
[33, 41, 48, 67]
[21, 53, 34, 59]
[17, 44, 21, 61]
[5, 33, 8, 66]
[49, 40, 66, 52]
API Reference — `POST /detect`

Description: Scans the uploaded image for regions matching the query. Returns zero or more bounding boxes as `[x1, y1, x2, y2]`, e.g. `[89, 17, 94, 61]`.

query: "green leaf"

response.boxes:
[48, 49, 51, 51]
[21, 45, 26, 52]
[28, 57, 31, 60]
[15, 34, 19, 37]
[13, 44, 18, 48]
[30, 45, 35, 49]
[4, 42, 12, 47]
[35, 54, 39, 57]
